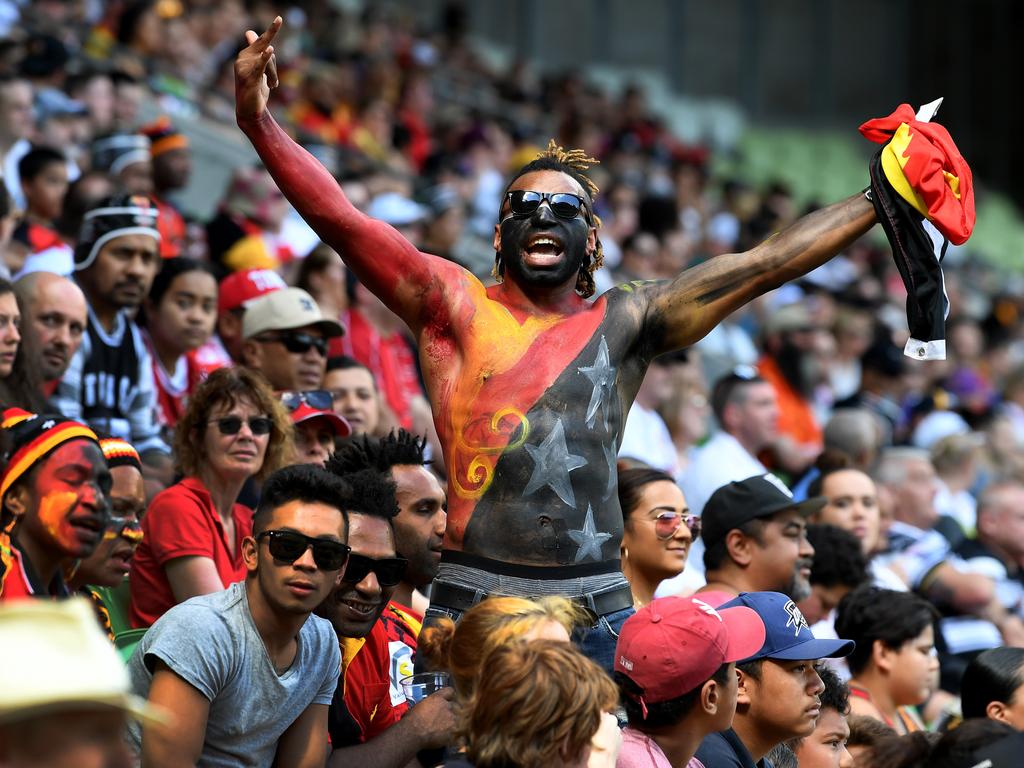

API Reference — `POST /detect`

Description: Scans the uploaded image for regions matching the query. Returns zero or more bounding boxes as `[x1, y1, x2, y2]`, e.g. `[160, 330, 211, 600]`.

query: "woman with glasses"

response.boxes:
[617, 464, 699, 608]
[129, 367, 292, 627]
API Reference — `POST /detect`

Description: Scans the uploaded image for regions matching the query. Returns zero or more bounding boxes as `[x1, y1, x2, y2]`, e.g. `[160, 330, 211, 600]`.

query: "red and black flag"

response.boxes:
[860, 102, 976, 360]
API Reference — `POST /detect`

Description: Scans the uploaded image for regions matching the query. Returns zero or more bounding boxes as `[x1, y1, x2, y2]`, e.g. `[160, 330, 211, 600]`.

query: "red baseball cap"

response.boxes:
[614, 596, 767, 714]
[217, 268, 287, 315]
[288, 402, 351, 438]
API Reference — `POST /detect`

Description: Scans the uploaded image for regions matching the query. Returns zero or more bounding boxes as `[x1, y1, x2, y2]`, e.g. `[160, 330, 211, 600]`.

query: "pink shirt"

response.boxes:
[617, 727, 705, 768]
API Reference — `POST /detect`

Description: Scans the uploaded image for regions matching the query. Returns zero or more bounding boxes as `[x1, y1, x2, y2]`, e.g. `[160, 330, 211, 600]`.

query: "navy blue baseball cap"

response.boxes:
[720, 592, 855, 662]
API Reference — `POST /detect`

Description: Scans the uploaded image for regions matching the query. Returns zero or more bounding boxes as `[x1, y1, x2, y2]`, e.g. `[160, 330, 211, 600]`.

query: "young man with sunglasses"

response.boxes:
[128, 464, 350, 768]
[234, 20, 965, 671]
[315, 465, 456, 766]
[329, 431, 446, 688]
[241, 286, 344, 391]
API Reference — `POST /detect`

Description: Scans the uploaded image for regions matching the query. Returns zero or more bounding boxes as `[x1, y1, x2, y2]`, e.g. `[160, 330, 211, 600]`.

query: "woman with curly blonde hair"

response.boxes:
[418, 595, 588, 698]
[129, 366, 292, 626]
[445, 640, 620, 768]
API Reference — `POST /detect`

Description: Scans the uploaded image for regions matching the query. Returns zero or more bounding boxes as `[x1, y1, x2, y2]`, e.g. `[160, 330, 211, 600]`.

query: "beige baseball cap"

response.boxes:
[0, 598, 166, 725]
[242, 287, 345, 340]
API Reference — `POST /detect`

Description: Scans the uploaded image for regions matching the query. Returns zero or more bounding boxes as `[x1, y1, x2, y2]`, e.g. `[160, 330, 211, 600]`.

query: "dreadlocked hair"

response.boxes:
[326, 429, 429, 477]
[494, 140, 604, 299]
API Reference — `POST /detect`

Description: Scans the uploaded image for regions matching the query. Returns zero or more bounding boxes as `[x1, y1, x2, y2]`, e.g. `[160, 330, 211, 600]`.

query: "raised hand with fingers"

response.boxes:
[234, 15, 282, 124]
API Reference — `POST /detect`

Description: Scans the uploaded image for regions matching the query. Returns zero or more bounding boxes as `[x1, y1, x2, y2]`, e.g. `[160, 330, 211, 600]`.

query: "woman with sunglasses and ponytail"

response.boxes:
[130, 366, 292, 627]
[617, 464, 700, 607]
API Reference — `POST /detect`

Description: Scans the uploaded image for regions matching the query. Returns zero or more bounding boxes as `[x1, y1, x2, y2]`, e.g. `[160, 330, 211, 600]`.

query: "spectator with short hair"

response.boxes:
[129, 366, 292, 627]
[694, 591, 854, 768]
[54, 194, 171, 465]
[697, 474, 820, 602]
[138, 257, 218, 429]
[834, 585, 939, 735]
[9, 146, 68, 275]
[328, 430, 445, 673]
[614, 595, 767, 768]
[449, 640, 620, 768]
[241, 286, 344, 391]
[788, 664, 854, 768]
[798, 524, 870, 627]
[324, 355, 383, 435]
[128, 464, 348, 767]
[0, 76, 34, 209]
[843, 715, 894, 765]
[314, 463, 454, 766]
[617, 465, 698, 607]
[960, 647, 1024, 729]
[13, 272, 87, 400]
[0, 408, 109, 600]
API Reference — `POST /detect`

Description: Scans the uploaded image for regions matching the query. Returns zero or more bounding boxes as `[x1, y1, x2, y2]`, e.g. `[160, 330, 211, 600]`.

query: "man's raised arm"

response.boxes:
[233, 17, 442, 328]
[644, 193, 876, 356]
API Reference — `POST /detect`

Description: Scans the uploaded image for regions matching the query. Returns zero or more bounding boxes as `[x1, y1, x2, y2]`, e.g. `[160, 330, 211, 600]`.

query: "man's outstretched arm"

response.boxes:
[234, 17, 448, 330]
[645, 193, 876, 356]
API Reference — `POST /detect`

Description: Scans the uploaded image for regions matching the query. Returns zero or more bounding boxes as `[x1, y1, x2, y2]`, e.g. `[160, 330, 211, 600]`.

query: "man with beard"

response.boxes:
[234, 19, 957, 670]
[328, 430, 446, 689]
[697, 474, 820, 602]
[52, 194, 171, 484]
[13, 272, 87, 400]
[757, 303, 829, 476]
[314, 466, 454, 765]
[0, 408, 111, 600]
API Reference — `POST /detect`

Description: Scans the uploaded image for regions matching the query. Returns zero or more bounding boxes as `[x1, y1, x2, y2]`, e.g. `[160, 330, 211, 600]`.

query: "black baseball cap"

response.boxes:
[701, 474, 826, 551]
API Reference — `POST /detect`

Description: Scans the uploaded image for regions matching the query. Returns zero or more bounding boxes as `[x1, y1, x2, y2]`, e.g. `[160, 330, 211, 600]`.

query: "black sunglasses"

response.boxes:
[341, 552, 408, 587]
[256, 332, 328, 357]
[210, 416, 274, 436]
[280, 390, 334, 412]
[257, 530, 351, 571]
[506, 190, 586, 220]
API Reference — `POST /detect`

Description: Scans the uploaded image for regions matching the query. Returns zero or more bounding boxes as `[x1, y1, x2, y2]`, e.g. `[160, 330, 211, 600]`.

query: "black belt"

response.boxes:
[430, 579, 634, 620]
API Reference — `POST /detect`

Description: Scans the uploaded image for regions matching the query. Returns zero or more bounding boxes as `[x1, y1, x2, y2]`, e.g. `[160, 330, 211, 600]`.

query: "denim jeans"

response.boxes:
[419, 602, 634, 675]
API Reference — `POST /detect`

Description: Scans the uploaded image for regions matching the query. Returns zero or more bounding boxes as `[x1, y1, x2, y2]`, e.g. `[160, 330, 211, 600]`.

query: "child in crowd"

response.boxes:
[834, 585, 940, 735]
[789, 664, 854, 768]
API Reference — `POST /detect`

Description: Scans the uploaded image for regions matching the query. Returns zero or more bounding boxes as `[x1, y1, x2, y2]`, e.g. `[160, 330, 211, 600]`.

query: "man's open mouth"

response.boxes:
[523, 233, 564, 266]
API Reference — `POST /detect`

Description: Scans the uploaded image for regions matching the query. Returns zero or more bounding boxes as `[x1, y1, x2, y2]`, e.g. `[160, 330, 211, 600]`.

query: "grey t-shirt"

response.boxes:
[127, 581, 340, 767]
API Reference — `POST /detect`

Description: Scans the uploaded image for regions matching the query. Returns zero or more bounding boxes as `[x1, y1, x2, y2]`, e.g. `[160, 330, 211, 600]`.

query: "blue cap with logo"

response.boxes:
[719, 591, 855, 662]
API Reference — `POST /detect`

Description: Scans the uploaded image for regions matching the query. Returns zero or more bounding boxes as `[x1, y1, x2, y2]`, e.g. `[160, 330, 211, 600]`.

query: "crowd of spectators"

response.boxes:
[1, 1, 1024, 767]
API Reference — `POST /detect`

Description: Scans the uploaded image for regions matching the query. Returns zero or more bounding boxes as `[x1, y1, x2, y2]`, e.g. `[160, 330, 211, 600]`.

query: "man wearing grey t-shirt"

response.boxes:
[127, 465, 353, 767]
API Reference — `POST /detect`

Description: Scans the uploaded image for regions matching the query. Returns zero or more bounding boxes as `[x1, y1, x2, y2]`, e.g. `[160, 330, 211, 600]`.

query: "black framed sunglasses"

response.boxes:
[257, 530, 352, 571]
[341, 552, 408, 587]
[280, 390, 334, 412]
[209, 416, 274, 436]
[506, 190, 586, 220]
[256, 332, 328, 357]
[651, 511, 702, 541]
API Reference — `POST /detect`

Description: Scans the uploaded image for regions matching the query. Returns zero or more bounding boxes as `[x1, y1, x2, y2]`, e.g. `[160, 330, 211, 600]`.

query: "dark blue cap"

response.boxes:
[720, 591, 855, 662]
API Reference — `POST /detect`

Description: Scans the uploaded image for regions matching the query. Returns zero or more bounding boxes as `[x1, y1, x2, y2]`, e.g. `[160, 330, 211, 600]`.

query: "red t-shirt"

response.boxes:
[333, 619, 407, 745]
[129, 476, 252, 627]
[380, 601, 422, 693]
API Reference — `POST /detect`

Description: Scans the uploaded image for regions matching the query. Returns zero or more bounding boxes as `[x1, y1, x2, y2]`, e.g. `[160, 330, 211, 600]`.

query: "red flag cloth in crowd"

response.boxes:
[859, 103, 975, 245]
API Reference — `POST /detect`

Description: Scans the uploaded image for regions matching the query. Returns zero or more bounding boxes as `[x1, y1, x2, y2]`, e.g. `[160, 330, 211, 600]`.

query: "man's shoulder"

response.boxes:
[151, 583, 247, 636]
[695, 730, 750, 768]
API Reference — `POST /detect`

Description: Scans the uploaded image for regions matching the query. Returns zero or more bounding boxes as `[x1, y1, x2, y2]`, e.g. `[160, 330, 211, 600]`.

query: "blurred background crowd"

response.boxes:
[2, 1, 1024, 767]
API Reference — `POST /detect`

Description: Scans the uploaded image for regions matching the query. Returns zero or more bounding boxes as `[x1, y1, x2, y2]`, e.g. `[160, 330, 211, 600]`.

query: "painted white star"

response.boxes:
[568, 505, 612, 562]
[578, 336, 616, 430]
[41, 419, 55, 430]
[523, 419, 586, 508]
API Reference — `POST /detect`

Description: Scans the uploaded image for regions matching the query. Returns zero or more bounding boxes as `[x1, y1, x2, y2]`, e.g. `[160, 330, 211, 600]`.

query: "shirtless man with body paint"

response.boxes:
[234, 17, 878, 668]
